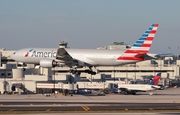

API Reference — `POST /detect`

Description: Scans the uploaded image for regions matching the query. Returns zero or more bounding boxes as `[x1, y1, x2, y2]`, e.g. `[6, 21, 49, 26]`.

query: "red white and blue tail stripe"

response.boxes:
[118, 24, 159, 61]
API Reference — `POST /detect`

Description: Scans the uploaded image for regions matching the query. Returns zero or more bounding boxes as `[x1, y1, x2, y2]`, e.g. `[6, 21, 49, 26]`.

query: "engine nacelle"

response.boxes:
[18, 62, 24, 65]
[18, 62, 25, 66]
[40, 59, 57, 68]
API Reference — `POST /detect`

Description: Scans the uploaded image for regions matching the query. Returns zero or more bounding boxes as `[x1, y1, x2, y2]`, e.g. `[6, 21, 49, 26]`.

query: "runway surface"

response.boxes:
[0, 88, 179, 113]
[0, 103, 180, 111]
[2, 113, 180, 115]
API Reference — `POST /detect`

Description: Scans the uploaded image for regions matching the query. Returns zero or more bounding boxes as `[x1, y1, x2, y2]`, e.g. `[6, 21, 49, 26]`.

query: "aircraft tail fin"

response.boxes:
[150, 72, 161, 85]
[117, 24, 159, 60]
[125, 24, 159, 54]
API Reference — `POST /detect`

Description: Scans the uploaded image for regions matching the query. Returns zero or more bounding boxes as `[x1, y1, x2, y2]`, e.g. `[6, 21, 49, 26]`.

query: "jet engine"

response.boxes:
[40, 59, 58, 68]
[18, 62, 24, 65]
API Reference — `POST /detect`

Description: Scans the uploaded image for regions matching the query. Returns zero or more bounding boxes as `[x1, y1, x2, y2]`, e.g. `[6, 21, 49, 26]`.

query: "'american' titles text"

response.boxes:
[31, 50, 56, 57]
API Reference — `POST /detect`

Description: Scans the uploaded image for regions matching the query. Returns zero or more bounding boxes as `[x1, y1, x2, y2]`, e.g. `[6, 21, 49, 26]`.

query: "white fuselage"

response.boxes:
[118, 84, 160, 91]
[11, 48, 142, 66]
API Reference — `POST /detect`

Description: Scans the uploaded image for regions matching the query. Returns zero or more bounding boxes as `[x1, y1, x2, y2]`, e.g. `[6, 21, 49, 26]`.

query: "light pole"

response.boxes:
[177, 46, 179, 61]
[176, 46, 179, 76]
[53, 67, 55, 94]
[126, 65, 128, 80]
[4, 69, 6, 93]
[135, 63, 136, 81]
[113, 66, 115, 82]
[160, 57, 162, 72]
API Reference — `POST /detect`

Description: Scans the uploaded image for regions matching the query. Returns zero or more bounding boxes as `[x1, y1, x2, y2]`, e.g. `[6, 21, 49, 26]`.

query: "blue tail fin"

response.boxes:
[150, 73, 161, 85]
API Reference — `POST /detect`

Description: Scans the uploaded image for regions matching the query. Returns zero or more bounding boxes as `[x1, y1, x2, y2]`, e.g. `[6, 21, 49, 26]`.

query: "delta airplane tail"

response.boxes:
[118, 24, 159, 60]
[150, 72, 161, 85]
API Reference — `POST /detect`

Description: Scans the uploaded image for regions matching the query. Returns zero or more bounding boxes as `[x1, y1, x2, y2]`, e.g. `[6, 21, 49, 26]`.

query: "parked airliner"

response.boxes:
[118, 73, 162, 95]
[11, 24, 159, 75]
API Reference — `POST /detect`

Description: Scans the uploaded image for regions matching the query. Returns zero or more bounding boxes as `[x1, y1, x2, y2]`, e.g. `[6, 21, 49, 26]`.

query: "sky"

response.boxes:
[0, 0, 180, 54]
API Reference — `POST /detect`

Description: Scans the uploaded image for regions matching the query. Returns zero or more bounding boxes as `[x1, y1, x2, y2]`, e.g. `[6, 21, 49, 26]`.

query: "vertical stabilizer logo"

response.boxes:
[25, 49, 34, 57]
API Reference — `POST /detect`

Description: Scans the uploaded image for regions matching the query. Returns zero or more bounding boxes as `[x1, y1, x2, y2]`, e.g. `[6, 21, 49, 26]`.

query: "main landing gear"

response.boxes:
[84, 69, 96, 75]
[120, 90, 136, 95]
[19, 63, 26, 71]
[69, 67, 97, 75]
[120, 88, 136, 95]
[69, 69, 81, 75]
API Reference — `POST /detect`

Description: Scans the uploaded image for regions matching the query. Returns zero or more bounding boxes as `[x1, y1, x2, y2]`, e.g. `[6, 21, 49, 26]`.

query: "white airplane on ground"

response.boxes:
[11, 24, 160, 75]
[118, 73, 162, 95]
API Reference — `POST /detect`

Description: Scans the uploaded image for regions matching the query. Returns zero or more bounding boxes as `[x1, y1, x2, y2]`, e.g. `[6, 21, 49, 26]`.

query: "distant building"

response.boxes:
[97, 42, 131, 50]
[59, 41, 69, 48]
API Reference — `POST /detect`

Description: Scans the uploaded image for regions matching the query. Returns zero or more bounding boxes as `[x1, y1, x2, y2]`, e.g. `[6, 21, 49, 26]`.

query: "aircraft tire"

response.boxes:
[91, 71, 96, 75]
[85, 69, 89, 73]
[77, 71, 81, 75]
[124, 91, 129, 95]
[132, 92, 136, 95]
[72, 70, 77, 75]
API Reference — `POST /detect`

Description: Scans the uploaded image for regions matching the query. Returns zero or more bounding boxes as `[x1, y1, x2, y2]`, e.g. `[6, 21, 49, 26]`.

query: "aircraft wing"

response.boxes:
[56, 48, 74, 67]
[56, 48, 89, 68]
[151, 85, 160, 89]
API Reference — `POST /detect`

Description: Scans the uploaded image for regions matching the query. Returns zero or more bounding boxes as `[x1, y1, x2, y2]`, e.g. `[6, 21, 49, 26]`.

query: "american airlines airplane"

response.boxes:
[118, 73, 161, 95]
[11, 24, 159, 75]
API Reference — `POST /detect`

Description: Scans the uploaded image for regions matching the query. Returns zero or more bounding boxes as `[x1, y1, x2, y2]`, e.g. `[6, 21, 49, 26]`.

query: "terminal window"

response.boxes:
[8, 73, 11, 76]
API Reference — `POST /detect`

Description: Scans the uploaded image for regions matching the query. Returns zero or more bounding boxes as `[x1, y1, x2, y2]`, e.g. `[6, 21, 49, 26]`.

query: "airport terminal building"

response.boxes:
[0, 42, 180, 94]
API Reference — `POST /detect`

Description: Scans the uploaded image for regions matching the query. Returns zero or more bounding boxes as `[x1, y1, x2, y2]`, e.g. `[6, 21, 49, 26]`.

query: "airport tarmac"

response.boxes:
[0, 103, 179, 111]
[0, 88, 179, 113]
[3, 113, 180, 115]
[0, 88, 179, 103]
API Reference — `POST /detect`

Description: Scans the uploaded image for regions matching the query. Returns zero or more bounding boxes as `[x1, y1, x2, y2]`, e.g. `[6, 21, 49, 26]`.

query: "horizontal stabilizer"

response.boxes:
[155, 53, 174, 58]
